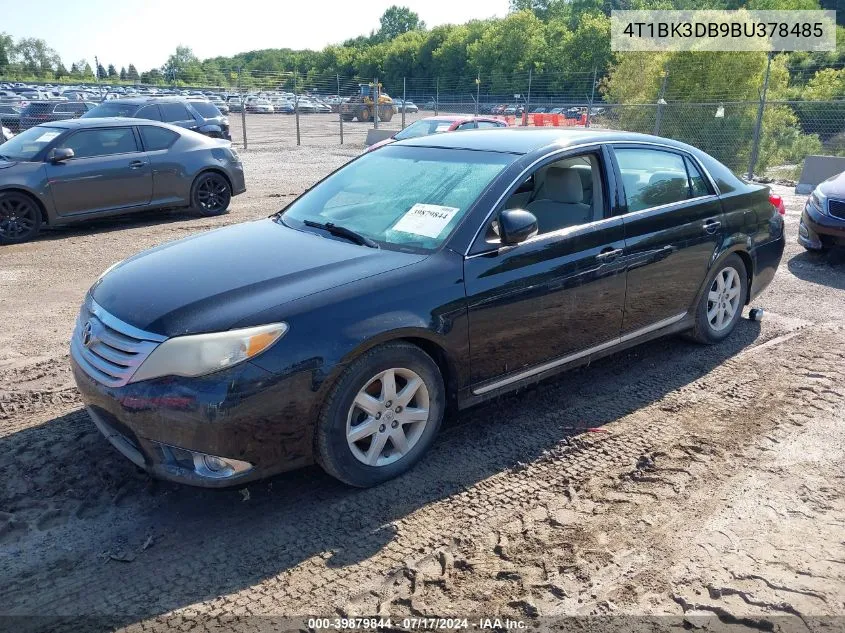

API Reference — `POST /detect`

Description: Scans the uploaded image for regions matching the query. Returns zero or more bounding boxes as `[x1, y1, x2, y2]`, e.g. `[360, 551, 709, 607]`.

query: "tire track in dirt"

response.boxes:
[3, 319, 839, 630]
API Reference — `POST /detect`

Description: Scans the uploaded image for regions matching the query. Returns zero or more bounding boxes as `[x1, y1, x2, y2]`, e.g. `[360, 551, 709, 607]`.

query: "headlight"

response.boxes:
[129, 322, 288, 383]
[810, 188, 828, 214]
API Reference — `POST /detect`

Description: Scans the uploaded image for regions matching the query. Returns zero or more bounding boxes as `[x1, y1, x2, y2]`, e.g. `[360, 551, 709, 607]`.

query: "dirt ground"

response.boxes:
[1, 120, 844, 632]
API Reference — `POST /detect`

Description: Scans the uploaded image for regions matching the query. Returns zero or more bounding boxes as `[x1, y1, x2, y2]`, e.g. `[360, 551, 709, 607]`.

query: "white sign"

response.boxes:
[391, 203, 460, 239]
[36, 131, 61, 143]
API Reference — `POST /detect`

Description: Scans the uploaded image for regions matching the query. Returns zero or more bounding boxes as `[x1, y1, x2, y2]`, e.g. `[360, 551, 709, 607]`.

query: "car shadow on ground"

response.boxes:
[32, 208, 215, 243]
[787, 249, 845, 290]
[1, 317, 762, 628]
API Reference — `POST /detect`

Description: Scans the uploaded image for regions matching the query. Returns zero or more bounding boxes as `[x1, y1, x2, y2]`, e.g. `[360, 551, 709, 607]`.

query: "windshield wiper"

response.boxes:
[303, 220, 379, 248]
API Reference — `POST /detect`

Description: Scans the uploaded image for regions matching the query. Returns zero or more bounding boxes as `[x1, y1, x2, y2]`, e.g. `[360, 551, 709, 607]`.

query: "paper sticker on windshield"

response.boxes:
[35, 131, 61, 143]
[392, 203, 460, 238]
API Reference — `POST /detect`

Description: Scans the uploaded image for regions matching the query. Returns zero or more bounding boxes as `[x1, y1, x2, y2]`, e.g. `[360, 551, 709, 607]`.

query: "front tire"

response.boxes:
[191, 172, 232, 217]
[315, 342, 445, 487]
[688, 254, 748, 344]
[0, 191, 41, 245]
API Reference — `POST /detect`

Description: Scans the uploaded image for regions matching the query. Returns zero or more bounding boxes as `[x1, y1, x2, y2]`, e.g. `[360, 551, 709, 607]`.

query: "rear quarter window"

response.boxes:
[140, 126, 179, 151]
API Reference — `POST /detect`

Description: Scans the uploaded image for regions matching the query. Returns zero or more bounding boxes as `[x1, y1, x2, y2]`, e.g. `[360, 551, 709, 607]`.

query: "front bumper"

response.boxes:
[71, 356, 318, 487]
[799, 201, 845, 249]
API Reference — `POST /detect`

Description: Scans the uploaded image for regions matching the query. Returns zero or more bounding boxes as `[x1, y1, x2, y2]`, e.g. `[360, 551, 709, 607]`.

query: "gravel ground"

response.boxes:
[1, 124, 844, 631]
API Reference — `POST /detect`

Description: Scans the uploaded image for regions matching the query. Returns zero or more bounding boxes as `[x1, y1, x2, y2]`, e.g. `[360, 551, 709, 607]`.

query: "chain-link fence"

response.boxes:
[4, 53, 844, 178]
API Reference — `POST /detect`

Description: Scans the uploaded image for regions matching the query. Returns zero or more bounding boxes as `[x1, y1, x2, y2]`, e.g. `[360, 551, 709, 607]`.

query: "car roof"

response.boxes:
[94, 96, 191, 105]
[394, 127, 701, 155]
[35, 117, 179, 130]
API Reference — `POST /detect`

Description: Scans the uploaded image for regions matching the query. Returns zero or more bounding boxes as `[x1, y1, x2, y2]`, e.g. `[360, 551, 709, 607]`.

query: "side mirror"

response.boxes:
[498, 209, 538, 246]
[49, 147, 74, 163]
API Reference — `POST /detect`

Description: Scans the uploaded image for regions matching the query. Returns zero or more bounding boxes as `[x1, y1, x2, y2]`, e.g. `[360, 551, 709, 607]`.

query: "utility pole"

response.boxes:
[402, 76, 407, 129]
[294, 70, 301, 146]
[94, 55, 99, 83]
[435, 78, 439, 116]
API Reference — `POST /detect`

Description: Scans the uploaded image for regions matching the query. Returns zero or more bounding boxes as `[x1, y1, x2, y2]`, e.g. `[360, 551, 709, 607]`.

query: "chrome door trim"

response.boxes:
[471, 311, 687, 396]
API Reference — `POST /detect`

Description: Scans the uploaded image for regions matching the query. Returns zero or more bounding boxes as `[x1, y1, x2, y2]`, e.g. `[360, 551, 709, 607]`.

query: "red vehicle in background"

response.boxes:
[366, 115, 508, 152]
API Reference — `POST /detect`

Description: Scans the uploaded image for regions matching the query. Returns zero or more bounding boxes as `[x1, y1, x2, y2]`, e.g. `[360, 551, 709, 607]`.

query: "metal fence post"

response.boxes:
[238, 66, 247, 150]
[475, 74, 480, 116]
[586, 67, 597, 128]
[435, 78, 439, 116]
[654, 70, 669, 136]
[402, 77, 407, 129]
[748, 53, 772, 180]
[374, 77, 379, 129]
[524, 68, 532, 126]
[337, 74, 343, 145]
[294, 71, 301, 146]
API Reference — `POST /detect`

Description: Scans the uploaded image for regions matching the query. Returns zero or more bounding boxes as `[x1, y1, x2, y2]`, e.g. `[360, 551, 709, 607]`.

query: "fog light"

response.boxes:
[191, 451, 254, 479]
[799, 221, 809, 238]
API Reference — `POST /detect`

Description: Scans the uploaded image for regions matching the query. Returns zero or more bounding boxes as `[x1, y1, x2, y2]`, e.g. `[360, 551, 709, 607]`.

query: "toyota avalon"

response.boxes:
[71, 128, 785, 488]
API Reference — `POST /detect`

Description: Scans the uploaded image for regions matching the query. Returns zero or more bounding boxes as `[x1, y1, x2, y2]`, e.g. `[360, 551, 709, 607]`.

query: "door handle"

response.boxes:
[595, 247, 624, 262]
[128, 160, 145, 169]
[703, 218, 722, 233]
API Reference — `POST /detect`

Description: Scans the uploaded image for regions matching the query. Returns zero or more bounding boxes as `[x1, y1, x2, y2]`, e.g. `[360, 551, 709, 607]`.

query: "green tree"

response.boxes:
[55, 62, 68, 79]
[127, 63, 139, 81]
[377, 6, 425, 42]
[119, 66, 127, 80]
[97, 63, 107, 79]
[163, 45, 203, 84]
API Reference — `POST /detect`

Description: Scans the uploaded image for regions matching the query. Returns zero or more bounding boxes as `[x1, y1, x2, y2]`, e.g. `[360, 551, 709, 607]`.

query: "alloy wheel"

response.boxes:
[707, 266, 741, 332]
[346, 367, 430, 467]
[0, 194, 38, 242]
[196, 175, 230, 213]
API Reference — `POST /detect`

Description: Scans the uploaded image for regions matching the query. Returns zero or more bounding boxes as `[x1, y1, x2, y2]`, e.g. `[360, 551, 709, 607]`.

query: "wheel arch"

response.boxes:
[0, 186, 50, 226]
[696, 243, 754, 311]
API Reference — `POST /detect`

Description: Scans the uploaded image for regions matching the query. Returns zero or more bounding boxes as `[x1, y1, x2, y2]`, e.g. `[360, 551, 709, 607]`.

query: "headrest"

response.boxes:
[544, 167, 583, 204]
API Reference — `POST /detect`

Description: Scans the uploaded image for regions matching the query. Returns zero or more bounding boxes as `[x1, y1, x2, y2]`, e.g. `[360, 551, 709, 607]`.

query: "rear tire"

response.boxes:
[688, 253, 748, 344]
[0, 191, 41, 245]
[191, 172, 231, 217]
[380, 108, 394, 122]
[315, 342, 445, 488]
[358, 107, 371, 123]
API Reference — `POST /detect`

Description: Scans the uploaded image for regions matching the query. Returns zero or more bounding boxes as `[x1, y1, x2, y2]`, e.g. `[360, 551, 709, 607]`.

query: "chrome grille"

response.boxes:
[71, 297, 166, 388]
[828, 199, 845, 221]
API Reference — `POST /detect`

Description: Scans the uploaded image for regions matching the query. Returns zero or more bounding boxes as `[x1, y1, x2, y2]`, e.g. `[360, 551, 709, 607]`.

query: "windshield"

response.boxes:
[0, 126, 63, 161]
[190, 101, 221, 118]
[394, 119, 455, 140]
[82, 102, 138, 118]
[281, 146, 514, 252]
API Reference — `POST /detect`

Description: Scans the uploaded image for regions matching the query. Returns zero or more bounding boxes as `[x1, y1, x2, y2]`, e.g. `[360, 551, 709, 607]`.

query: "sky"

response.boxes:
[0, 0, 511, 71]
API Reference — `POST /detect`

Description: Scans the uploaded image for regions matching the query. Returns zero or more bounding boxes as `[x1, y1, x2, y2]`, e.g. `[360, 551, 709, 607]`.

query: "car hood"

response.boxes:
[92, 218, 426, 337]
[818, 171, 845, 197]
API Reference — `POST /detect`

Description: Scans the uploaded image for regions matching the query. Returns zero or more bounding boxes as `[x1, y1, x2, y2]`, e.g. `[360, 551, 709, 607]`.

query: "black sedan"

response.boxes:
[70, 128, 785, 488]
[19, 100, 96, 130]
[0, 104, 22, 132]
[83, 97, 231, 140]
[0, 118, 245, 244]
[799, 170, 845, 251]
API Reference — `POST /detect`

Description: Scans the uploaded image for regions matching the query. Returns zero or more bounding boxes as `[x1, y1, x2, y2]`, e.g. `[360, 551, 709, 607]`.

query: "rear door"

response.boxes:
[159, 103, 197, 131]
[612, 145, 725, 334]
[45, 126, 153, 216]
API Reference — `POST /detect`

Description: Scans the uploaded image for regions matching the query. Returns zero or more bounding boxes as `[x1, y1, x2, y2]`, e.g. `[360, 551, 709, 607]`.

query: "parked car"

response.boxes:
[206, 96, 230, 115]
[2, 126, 12, 142]
[367, 115, 508, 152]
[799, 171, 845, 251]
[0, 119, 245, 245]
[0, 104, 22, 132]
[394, 99, 419, 113]
[245, 98, 274, 114]
[564, 107, 583, 119]
[68, 128, 784, 488]
[532, 107, 547, 114]
[82, 97, 230, 140]
[18, 101, 95, 130]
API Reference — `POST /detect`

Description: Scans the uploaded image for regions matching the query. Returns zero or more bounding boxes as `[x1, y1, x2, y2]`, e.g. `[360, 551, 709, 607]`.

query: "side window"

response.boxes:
[476, 121, 502, 129]
[159, 103, 192, 122]
[615, 148, 691, 212]
[137, 105, 162, 121]
[54, 103, 73, 113]
[455, 122, 477, 130]
[494, 152, 605, 239]
[685, 157, 712, 198]
[140, 126, 179, 151]
[59, 127, 139, 159]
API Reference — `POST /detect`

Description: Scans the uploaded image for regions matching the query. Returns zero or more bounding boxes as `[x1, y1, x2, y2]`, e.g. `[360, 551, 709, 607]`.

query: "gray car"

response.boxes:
[0, 118, 245, 244]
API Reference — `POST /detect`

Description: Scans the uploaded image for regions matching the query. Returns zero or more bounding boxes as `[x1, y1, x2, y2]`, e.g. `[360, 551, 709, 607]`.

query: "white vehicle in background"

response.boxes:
[246, 97, 274, 113]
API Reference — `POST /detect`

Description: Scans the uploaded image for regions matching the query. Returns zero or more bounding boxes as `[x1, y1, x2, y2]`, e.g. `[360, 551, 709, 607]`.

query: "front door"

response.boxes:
[612, 145, 726, 334]
[464, 148, 627, 392]
[46, 126, 152, 216]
